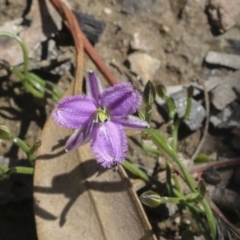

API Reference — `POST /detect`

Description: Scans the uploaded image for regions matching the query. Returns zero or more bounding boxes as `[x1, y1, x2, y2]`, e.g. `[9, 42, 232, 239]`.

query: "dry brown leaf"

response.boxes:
[34, 70, 156, 239]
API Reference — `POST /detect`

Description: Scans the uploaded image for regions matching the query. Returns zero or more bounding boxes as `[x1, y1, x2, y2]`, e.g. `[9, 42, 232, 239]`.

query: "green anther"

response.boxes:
[96, 107, 108, 123]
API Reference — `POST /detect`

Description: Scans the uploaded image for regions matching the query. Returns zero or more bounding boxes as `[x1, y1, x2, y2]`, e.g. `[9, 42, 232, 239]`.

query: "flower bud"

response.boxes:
[143, 81, 156, 106]
[156, 84, 167, 99]
[187, 86, 194, 98]
[140, 190, 161, 207]
[0, 124, 13, 140]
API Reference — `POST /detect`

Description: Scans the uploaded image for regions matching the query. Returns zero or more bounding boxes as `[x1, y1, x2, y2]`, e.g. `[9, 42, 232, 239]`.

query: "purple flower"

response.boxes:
[52, 70, 149, 168]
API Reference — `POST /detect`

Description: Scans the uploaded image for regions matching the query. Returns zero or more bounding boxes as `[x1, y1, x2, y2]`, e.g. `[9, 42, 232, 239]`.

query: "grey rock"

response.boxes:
[205, 51, 240, 69]
[210, 101, 240, 128]
[170, 90, 206, 131]
[211, 70, 240, 110]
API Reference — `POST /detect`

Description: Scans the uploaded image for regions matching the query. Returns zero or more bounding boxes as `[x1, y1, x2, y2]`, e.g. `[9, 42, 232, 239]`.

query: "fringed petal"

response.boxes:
[111, 115, 149, 130]
[100, 82, 142, 116]
[65, 122, 93, 151]
[86, 70, 103, 101]
[52, 95, 96, 128]
[90, 122, 127, 168]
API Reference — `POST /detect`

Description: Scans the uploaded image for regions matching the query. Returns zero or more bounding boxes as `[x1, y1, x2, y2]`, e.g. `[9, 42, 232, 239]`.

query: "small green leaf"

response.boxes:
[172, 174, 183, 194]
[183, 87, 193, 120]
[194, 153, 210, 165]
[165, 97, 176, 120]
[0, 124, 13, 140]
[10, 166, 34, 174]
[156, 84, 167, 99]
[197, 180, 207, 197]
[122, 161, 150, 183]
[144, 128, 176, 160]
[184, 193, 199, 202]
[156, 84, 176, 120]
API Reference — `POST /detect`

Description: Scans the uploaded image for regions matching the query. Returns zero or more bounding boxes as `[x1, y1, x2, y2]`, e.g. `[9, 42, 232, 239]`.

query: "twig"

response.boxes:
[49, 0, 84, 92]
[50, 0, 118, 87]
[191, 75, 210, 161]
[82, 34, 118, 85]
[157, 157, 240, 181]
[208, 196, 240, 237]
[110, 60, 135, 83]
[189, 157, 240, 174]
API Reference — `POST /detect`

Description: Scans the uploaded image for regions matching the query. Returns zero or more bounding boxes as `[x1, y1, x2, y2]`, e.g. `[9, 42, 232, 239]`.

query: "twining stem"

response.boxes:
[145, 105, 152, 124]
[0, 32, 29, 76]
[12, 137, 30, 153]
[50, 0, 118, 87]
[11, 66, 62, 101]
[146, 128, 216, 239]
[0, 137, 35, 176]
[10, 67, 45, 98]
[0, 164, 8, 174]
[123, 160, 211, 239]
[0, 32, 62, 101]
[9, 166, 34, 174]
[12, 137, 36, 164]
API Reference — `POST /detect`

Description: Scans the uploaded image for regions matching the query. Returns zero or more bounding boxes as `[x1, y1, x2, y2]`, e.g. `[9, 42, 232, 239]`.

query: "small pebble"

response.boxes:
[104, 8, 112, 15]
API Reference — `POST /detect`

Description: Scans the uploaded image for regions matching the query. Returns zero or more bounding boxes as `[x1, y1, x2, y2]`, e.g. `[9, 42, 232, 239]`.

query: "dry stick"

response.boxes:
[50, 0, 84, 92]
[191, 76, 210, 161]
[189, 157, 240, 174]
[50, 0, 118, 87]
[157, 157, 240, 182]
[82, 34, 118, 86]
[208, 197, 240, 237]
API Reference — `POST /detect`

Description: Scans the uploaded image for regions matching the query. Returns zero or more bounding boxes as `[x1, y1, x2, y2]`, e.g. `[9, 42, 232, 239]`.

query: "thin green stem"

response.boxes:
[145, 104, 152, 124]
[122, 160, 150, 182]
[12, 137, 30, 153]
[166, 161, 173, 195]
[0, 32, 29, 76]
[142, 144, 161, 155]
[145, 128, 216, 239]
[10, 67, 46, 98]
[0, 164, 8, 173]
[172, 125, 179, 153]
[11, 67, 62, 101]
[122, 160, 163, 189]
[173, 189, 211, 240]
[9, 166, 34, 174]
[29, 72, 62, 100]
[165, 97, 176, 121]
[123, 159, 212, 239]
[12, 137, 36, 164]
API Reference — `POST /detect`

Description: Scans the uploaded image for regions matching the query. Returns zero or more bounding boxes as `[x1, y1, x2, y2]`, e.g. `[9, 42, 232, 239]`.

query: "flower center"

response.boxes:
[96, 107, 109, 123]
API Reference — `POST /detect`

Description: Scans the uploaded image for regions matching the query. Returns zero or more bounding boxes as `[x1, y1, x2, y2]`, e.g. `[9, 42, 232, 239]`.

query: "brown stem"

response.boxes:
[82, 34, 118, 86]
[50, 0, 84, 93]
[189, 157, 240, 174]
[49, 0, 118, 87]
